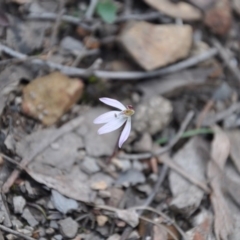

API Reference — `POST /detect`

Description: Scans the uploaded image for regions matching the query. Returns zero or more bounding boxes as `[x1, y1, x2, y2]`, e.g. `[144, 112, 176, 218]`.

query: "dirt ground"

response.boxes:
[0, 0, 240, 239]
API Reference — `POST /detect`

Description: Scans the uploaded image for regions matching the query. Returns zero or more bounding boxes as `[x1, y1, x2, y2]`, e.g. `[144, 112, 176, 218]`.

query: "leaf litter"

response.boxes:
[1, 0, 240, 239]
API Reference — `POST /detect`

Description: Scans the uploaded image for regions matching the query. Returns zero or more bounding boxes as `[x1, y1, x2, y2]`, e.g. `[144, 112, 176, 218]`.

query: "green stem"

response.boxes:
[156, 128, 214, 145]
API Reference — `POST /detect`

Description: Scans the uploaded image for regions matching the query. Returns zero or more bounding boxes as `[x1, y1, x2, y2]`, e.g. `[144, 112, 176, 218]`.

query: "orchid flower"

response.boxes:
[93, 98, 134, 148]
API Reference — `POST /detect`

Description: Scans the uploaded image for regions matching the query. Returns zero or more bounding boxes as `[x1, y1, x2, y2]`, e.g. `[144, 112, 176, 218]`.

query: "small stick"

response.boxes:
[119, 111, 195, 160]
[211, 38, 240, 84]
[0, 43, 218, 80]
[0, 224, 36, 240]
[85, 0, 98, 20]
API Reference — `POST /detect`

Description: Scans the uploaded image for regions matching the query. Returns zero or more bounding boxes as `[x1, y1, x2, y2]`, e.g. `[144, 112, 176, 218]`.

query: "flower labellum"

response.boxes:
[93, 98, 134, 148]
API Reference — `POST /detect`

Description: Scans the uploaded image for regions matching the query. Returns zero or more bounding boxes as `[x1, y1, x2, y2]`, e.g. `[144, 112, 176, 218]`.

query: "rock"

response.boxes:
[144, 0, 202, 20]
[204, 0, 232, 35]
[12, 219, 23, 229]
[133, 133, 152, 152]
[91, 181, 108, 190]
[133, 96, 172, 135]
[116, 209, 139, 228]
[77, 108, 119, 157]
[132, 161, 144, 171]
[169, 137, 209, 215]
[96, 215, 108, 227]
[112, 158, 131, 171]
[22, 72, 84, 126]
[51, 190, 79, 214]
[17, 226, 34, 236]
[189, 0, 216, 10]
[107, 188, 125, 207]
[136, 184, 152, 195]
[107, 234, 121, 240]
[13, 196, 26, 214]
[53, 235, 63, 240]
[59, 217, 78, 239]
[60, 36, 84, 52]
[98, 190, 111, 198]
[119, 21, 192, 71]
[6, 234, 17, 240]
[116, 169, 146, 187]
[22, 208, 39, 227]
[50, 221, 59, 229]
[46, 228, 55, 235]
[81, 156, 100, 174]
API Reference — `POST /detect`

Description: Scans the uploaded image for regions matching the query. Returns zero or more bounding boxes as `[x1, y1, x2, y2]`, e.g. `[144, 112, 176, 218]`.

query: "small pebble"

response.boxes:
[46, 228, 55, 235]
[59, 217, 78, 239]
[13, 196, 26, 214]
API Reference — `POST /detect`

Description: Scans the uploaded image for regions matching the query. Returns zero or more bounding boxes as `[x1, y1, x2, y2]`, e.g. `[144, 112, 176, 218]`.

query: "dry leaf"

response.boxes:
[226, 130, 240, 173]
[208, 126, 233, 240]
[169, 137, 209, 215]
[144, 0, 202, 20]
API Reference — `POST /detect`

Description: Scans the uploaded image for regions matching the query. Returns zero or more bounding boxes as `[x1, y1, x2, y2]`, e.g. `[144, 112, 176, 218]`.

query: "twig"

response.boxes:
[119, 111, 195, 160]
[2, 116, 84, 193]
[211, 37, 240, 83]
[120, 165, 169, 240]
[49, 0, 65, 50]
[26, 11, 166, 26]
[85, 0, 98, 20]
[201, 102, 240, 126]
[0, 224, 36, 240]
[132, 206, 187, 240]
[0, 43, 218, 80]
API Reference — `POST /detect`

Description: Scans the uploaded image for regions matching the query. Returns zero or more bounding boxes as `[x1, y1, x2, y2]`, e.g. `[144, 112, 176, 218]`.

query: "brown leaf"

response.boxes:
[204, 0, 232, 35]
[208, 126, 233, 240]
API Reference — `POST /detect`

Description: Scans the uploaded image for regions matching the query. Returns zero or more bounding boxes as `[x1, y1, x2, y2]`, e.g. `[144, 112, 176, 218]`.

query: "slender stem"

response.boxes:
[156, 128, 214, 144]
[106, 124, 125, 164]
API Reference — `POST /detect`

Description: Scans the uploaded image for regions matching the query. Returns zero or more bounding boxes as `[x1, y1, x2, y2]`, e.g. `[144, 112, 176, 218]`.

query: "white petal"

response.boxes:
[118, 118, 131, 148]
[99, 98, 126, 111]
[93, 111, 121, 124]
[98, 118, 126, 135]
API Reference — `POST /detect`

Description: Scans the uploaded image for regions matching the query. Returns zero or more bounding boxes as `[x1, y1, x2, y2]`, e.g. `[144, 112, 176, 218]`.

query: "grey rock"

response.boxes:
[116, 169, 146, 187]
[132, 161, 144, 171]
[107, 234, 121, 240]
[133, 96, 172, 135]
[17, 226, 34, 236]
[136, 184, 152, 195]
[98, 190, 111, 198]
[46, 228, 55, 235]
[53, 235, 63, 240]
[38, 227, 45, 237]
[51, 190, 78, 214]
[112, 159, 131, 171]
[133, 132, 152, 152]
[81, 156, 100, 174]
[12, 219, 23, 229]
[39, 238, 47, 240]
[50, 220, 59, 229]
[60, 36, 84, 52]
[6, 234, 17, 240]
[13, 196, 26, 214]
[59, 217, 78, 238]
[22, 208, 39, 227]
[77, 108, 119, 157]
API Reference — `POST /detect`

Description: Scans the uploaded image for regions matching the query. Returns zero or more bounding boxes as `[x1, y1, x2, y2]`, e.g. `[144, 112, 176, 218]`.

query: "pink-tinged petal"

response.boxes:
[118, 118, 131, 148]
[93, 111, 120, 124]
[99, 97, 126, 111]
[98, 117, 126, 135]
